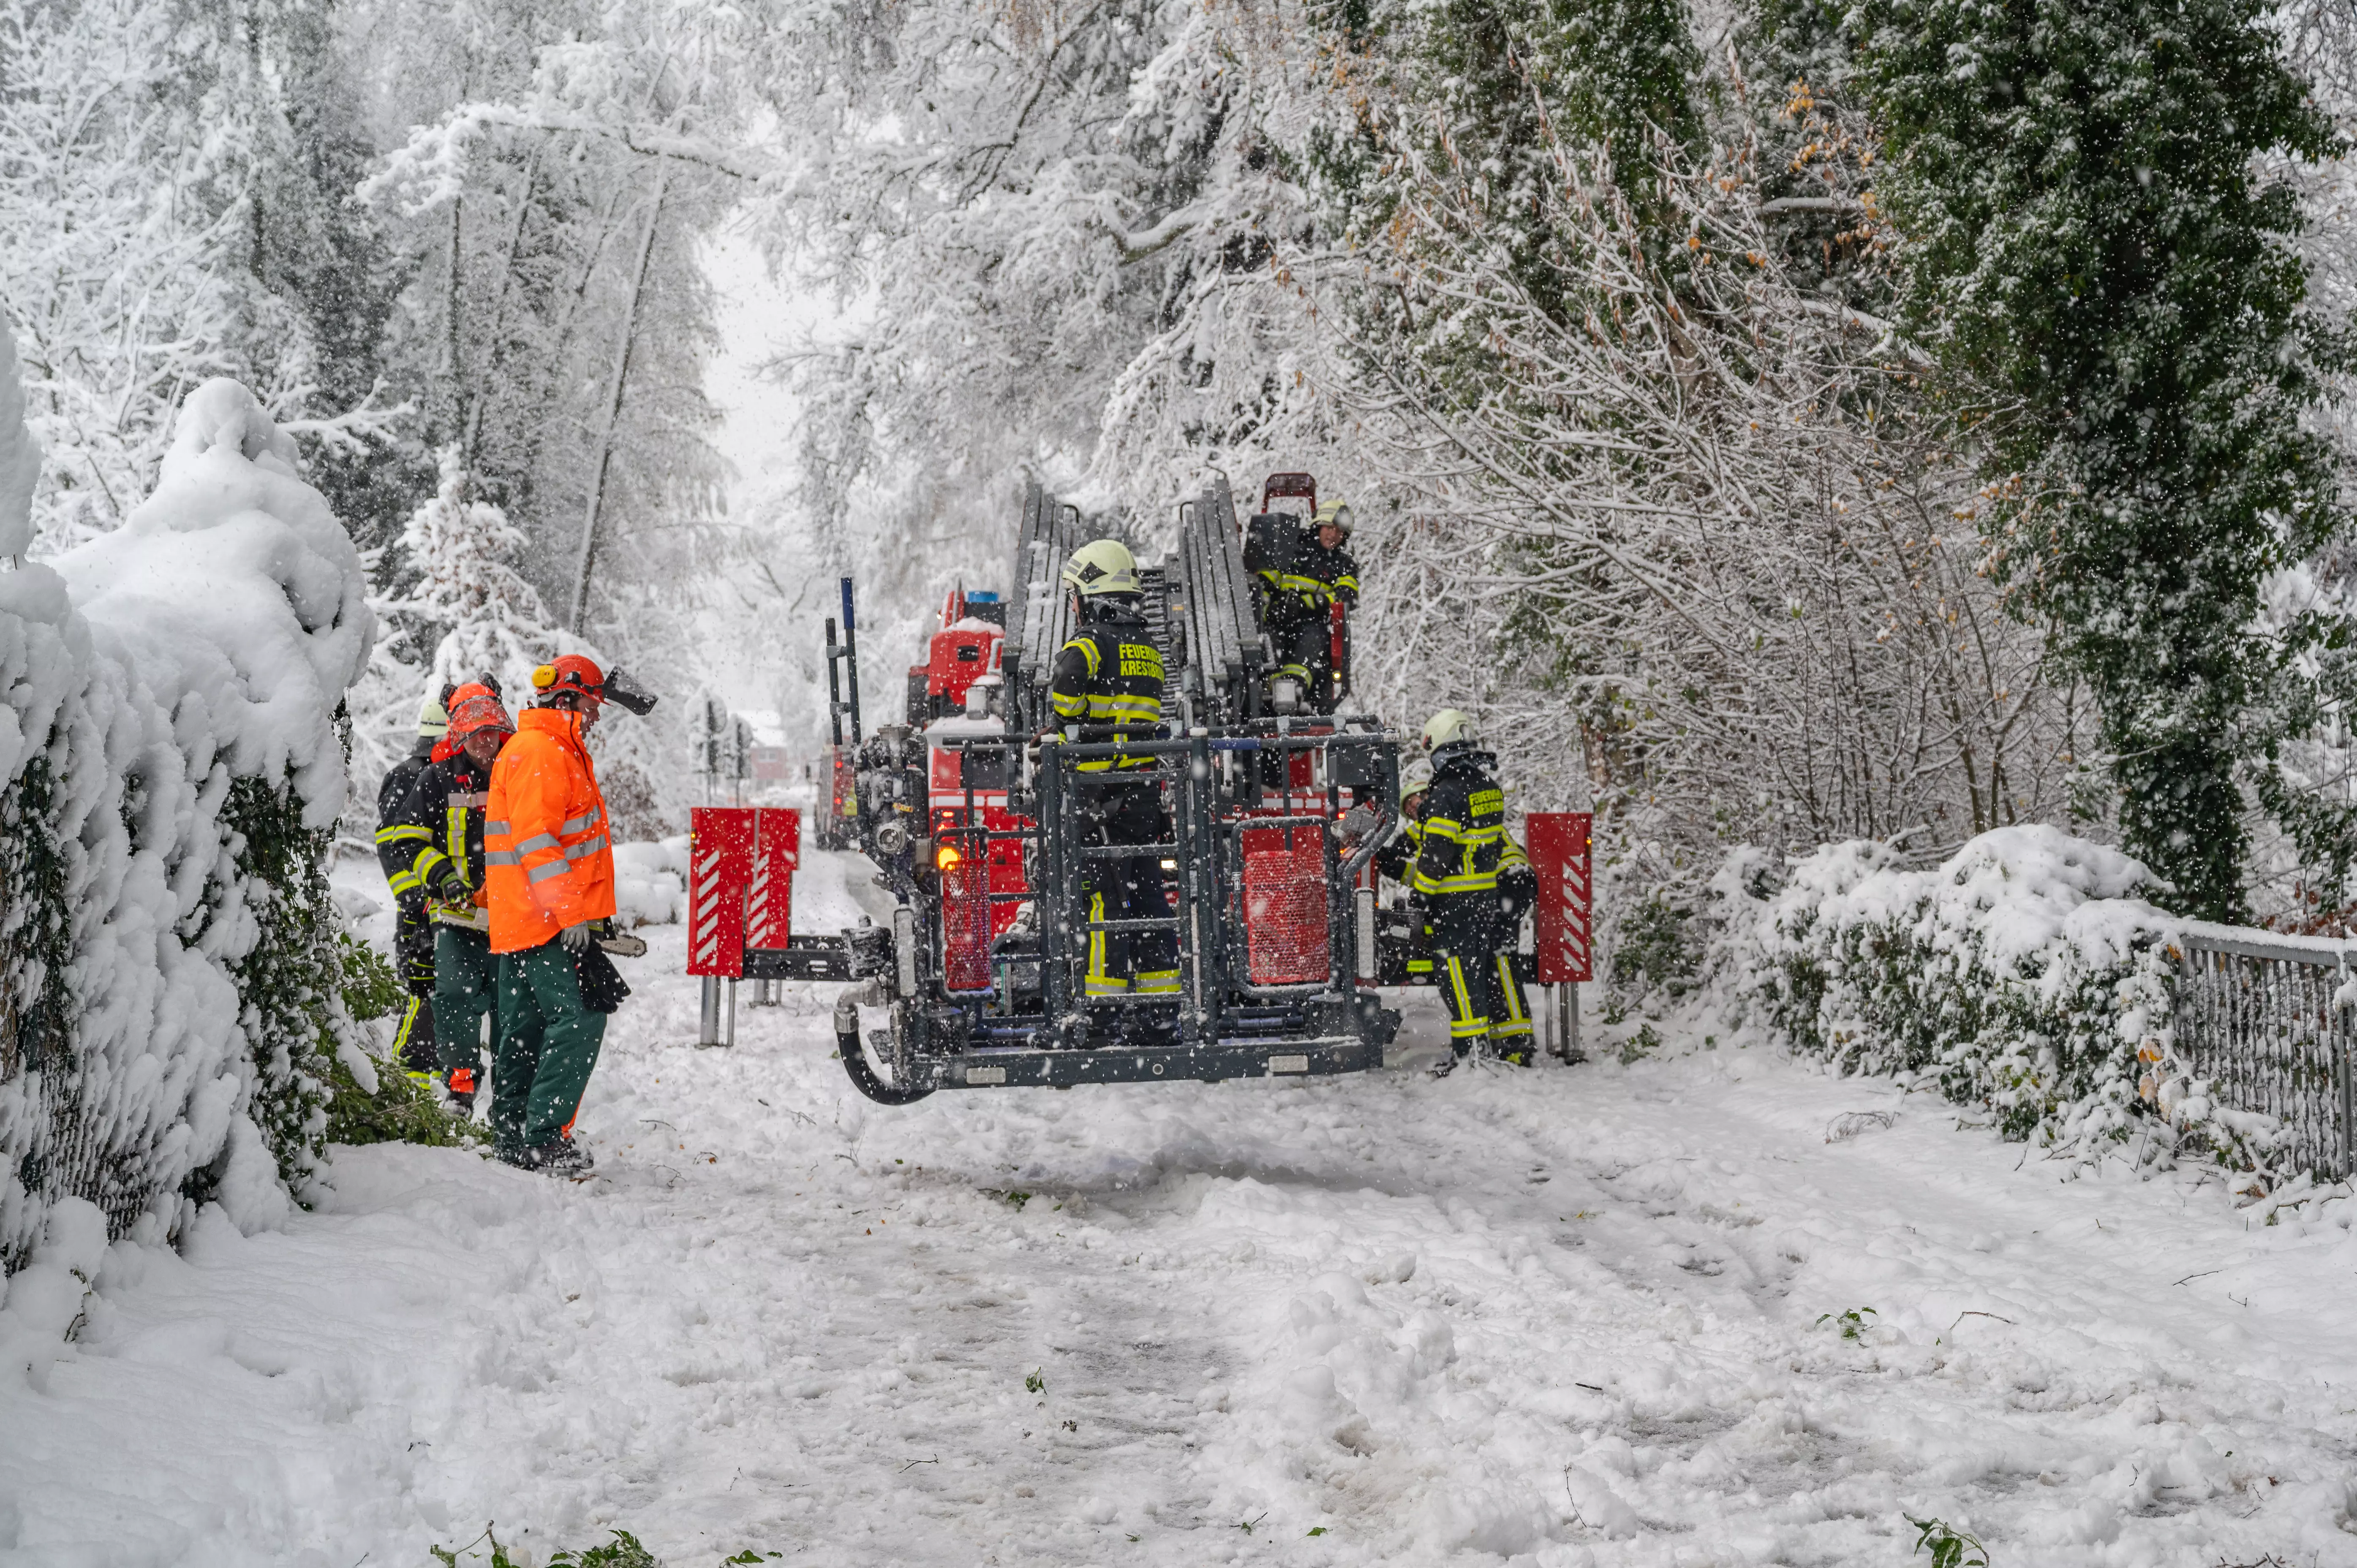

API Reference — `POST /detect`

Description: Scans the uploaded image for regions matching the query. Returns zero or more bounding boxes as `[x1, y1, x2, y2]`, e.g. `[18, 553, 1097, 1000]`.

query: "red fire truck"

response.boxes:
[691, 476, 1591, 1101]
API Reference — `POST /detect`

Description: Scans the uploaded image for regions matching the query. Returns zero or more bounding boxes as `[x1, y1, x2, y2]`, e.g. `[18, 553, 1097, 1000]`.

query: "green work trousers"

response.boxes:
[493, 939, 608, 1152]
[432, 924, 498, 1089]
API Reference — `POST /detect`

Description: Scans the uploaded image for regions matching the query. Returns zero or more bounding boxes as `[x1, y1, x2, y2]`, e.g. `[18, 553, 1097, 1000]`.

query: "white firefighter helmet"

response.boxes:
[1061, 538, 1140, 597]
[1421, 708, 1478, 752]
[1401, 755, 1434, 797]
[1314, 498, 1354, 536]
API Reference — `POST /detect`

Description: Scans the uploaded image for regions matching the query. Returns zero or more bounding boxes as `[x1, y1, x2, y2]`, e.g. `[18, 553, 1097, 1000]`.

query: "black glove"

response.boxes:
[430, 864, 469, 904]
[1499, 868, 1537, 922]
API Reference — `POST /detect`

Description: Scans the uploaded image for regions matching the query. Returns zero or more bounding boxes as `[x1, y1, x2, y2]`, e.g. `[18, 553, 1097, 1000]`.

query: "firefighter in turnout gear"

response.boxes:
[1259, 499, 1359, 713]
[375, 690, 452, 1075]
[1047, 539, 1180, 1008]
[1413, 709, 1538, 1073]
[392, 683, 514, 1114]
[1377, 754, 1437, 981]
[485, 654, 653, 1175]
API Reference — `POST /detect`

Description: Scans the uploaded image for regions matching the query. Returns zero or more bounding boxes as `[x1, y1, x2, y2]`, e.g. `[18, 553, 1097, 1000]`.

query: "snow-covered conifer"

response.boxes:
[400, 444, 558, 698]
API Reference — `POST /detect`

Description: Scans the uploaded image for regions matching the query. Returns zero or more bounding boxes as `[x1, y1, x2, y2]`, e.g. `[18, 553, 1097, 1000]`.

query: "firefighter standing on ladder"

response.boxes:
[1263, 499, 1359, 713]
[1413, 709, 1538, 1073]
[389, 682, 514, 1114]
[1047, 540, 1180, 1013]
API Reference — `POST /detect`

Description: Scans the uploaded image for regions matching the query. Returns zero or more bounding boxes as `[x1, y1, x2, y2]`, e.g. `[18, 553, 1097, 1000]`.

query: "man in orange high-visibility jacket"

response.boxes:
[483, 654, 656, 1175]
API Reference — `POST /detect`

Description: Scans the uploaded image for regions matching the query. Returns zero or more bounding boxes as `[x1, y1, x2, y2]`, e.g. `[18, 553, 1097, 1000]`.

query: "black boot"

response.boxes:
[531, 1137, 595, 1178]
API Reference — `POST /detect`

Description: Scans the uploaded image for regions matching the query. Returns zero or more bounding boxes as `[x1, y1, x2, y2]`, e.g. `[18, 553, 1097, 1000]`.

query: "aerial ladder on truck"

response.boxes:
[689, 476, 1592, 1101]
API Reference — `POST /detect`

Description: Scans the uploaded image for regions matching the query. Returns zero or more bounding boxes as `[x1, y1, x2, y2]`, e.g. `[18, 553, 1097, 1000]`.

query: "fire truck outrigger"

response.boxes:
[694, 476, 1591, 1103]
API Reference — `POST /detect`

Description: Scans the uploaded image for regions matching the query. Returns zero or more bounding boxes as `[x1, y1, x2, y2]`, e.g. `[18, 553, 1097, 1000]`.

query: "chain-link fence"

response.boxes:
[2173, 921, 2357, 1180]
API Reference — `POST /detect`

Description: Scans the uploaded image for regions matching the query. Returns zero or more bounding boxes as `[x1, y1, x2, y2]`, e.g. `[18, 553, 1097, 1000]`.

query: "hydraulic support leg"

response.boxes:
[698, 975, 722, 1048]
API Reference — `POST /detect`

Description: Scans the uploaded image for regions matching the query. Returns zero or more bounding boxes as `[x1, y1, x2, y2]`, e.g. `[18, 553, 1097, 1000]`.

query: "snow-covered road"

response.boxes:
[8, 855, 2357, 1568]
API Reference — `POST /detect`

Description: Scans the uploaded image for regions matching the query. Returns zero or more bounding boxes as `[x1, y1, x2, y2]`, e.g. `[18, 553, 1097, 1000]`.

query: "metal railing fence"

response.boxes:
[2172, 921, 2356, 1180]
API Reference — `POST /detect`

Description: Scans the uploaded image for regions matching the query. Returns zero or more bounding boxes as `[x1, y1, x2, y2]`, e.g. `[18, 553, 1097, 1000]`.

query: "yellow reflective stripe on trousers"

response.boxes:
[1083, 892, 1126, 994]
[1133, 968, 1180, 996]
[391, 995, 424, 1058]
[1491, 955, 1532, 1039]
[1443, 956, 1489, 1038]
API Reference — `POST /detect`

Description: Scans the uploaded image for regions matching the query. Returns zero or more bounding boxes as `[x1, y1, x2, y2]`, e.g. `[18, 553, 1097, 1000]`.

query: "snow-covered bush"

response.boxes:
[612, 836, 688, 928]
[1722, 826, 2257, 1166]
[0, 366, 371, 1274]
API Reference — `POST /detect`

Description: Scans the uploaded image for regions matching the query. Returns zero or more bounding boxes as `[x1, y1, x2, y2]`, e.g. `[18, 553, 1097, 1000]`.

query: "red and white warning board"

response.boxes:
[688, 806, 801, 978]
[1525, 812, 1593, 985]
[745, 807, 798, 950]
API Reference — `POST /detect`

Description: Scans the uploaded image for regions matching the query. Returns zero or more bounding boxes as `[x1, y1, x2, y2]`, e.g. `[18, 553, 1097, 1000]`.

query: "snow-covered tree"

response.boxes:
[400, 445, 559, 695]
[0, 0, 407, 559]
[0, 319, 34, 559]
[0, 0, 245, 553]
[344, 443, 566, 810]
[1850, 0, 2342, 922]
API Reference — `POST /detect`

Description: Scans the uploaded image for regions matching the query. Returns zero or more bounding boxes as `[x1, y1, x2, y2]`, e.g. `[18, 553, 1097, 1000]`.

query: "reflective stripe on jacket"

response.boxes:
[1376, 816, 1424, 885]
[1049, 620, 1165, 772]
[1413, 749, 1528, 899]
[485, 707, 616, 953]
[1257, 540, 1359, 617]
[374, 740, 436, 899]
[397, 753, 495, 929]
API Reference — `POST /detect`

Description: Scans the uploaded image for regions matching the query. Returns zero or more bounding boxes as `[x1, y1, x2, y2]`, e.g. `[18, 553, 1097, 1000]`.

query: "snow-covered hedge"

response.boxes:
[1722, 826, 2255, 1166]
[0, 370, 370, 1274]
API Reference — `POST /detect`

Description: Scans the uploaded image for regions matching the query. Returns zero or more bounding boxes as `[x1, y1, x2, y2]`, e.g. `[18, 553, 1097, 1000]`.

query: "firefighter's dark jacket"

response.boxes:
[1262, 538, 1359, 617]
[1048, 606, 1165, 774]
[388, 751, 497, 928]
[374, 738, 437, 902]
[1412, 747, 1530, 905]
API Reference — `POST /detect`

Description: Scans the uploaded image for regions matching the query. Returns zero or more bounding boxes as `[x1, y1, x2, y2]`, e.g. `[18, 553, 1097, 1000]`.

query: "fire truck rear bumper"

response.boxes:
[925, 1033, 1384, 1089]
